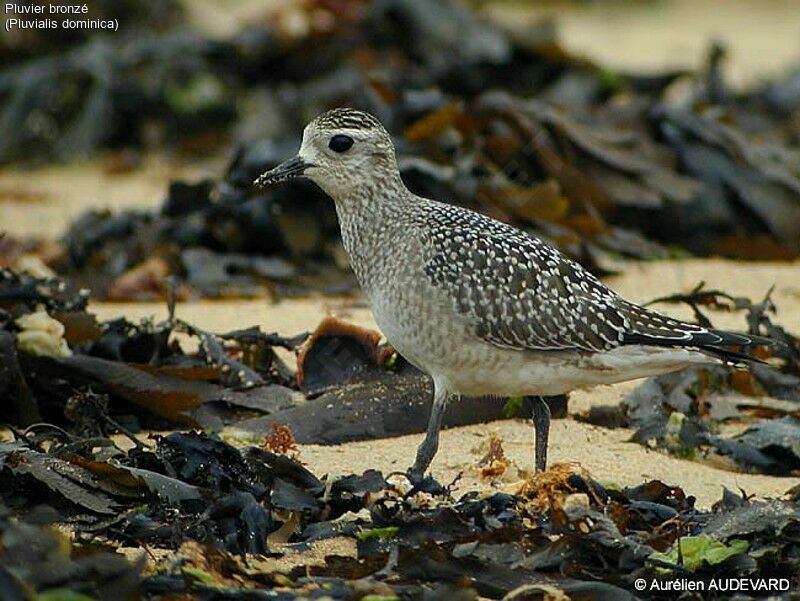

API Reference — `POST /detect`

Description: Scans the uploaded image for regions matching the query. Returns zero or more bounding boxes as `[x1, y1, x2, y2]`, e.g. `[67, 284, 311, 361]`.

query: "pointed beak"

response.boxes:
[253, 156, 313, 188]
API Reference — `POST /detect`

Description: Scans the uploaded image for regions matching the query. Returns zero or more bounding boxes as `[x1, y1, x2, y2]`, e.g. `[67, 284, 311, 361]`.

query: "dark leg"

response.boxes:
[532, 396, 551, 472]
[409, 379, 449, 480]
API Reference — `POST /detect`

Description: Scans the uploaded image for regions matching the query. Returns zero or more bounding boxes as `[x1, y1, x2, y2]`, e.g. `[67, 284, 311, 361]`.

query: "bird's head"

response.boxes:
[254, 108, 401, 200]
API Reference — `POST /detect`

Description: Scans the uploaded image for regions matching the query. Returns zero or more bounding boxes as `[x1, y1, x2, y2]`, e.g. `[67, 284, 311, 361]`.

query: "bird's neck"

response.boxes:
[332, 175, 408, 231]
[332, 179, 410, 289]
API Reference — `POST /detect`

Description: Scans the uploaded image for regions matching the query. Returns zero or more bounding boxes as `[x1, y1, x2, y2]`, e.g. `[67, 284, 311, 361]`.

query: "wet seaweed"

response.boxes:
[5, 0, 799, 302]
[3, 431, 800, 600]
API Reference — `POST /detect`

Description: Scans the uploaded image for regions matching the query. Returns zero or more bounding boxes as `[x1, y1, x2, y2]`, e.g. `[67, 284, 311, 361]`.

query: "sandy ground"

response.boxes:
[297, 420, 795, 510]
[0, 155, 225, 239]
[487, 0, 800, 88]
[80, 259, 800, 509]
[181, 0, 800, 89]
[87, 258, 800, 335]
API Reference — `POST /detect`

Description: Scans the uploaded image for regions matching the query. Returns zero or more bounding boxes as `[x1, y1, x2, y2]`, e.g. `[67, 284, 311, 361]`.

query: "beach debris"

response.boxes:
[4, 0, 797, 304]
[3, 429, 799, 600]
[576, 283, 800, 474]
[0, 269, 798, 597]
[476, 432, 510, 480]
[296, 316, 395, 393]
[262, 422, 300, 459]
[0, 503, 145, 600]
[15, 308, 72, 358]
[237, 316, 517, 444]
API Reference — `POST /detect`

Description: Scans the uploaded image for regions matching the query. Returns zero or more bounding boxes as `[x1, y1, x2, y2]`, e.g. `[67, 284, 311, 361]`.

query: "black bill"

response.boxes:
[253, 156, 312, 188]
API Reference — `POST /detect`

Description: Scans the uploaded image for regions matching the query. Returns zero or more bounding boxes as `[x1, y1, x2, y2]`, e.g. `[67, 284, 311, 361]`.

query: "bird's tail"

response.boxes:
[619, 302, 775, 364]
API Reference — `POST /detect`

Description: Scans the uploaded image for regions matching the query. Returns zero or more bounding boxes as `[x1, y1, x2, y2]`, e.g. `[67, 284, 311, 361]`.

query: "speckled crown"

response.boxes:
[312, 108, 384, 131]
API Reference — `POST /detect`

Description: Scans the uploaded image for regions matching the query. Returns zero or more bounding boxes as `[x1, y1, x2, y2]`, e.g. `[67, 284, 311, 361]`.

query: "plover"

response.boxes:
[256, 108, 770, 479]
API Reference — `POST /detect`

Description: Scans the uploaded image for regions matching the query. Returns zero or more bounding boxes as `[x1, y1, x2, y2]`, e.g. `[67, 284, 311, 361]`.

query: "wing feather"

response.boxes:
[421, 204, 626, 352]
[419, 201, 769, 356]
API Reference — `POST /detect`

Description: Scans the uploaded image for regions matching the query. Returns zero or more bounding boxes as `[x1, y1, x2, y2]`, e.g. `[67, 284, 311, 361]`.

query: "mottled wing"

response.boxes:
[421, 204, 628, 352]
[421, 201, 728, 353]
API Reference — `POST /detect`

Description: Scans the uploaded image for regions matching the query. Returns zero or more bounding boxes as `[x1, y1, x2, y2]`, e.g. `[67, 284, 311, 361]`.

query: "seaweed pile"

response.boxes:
[3, 0, 800, 300]
[3, 428, 800, 599]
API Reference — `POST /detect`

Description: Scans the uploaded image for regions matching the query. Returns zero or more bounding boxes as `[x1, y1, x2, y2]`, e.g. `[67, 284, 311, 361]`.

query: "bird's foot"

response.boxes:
[403, 466, 447, 497]
[405, 465, 425, 487]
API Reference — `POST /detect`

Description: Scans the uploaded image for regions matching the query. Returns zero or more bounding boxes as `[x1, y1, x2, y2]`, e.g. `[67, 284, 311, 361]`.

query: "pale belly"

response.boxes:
[436, 343, 715, 397]
[371, 290, 715, 397]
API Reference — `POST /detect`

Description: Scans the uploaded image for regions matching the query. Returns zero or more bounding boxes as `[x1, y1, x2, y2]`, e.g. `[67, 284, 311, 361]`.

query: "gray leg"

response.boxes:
[409, 379, 450, 480]
[532, 396, 551, 472]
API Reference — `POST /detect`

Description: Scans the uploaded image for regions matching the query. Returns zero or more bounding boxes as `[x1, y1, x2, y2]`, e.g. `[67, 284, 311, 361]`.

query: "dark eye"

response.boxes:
[328, 134, 354, 153]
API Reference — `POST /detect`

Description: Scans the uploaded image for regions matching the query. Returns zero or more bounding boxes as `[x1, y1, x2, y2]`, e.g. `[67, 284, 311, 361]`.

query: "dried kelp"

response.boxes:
[216, 316, 519, 443]
[1, 267, 300, 430]
[5, 0, 798, 301]
[2, 432, 799, 600]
